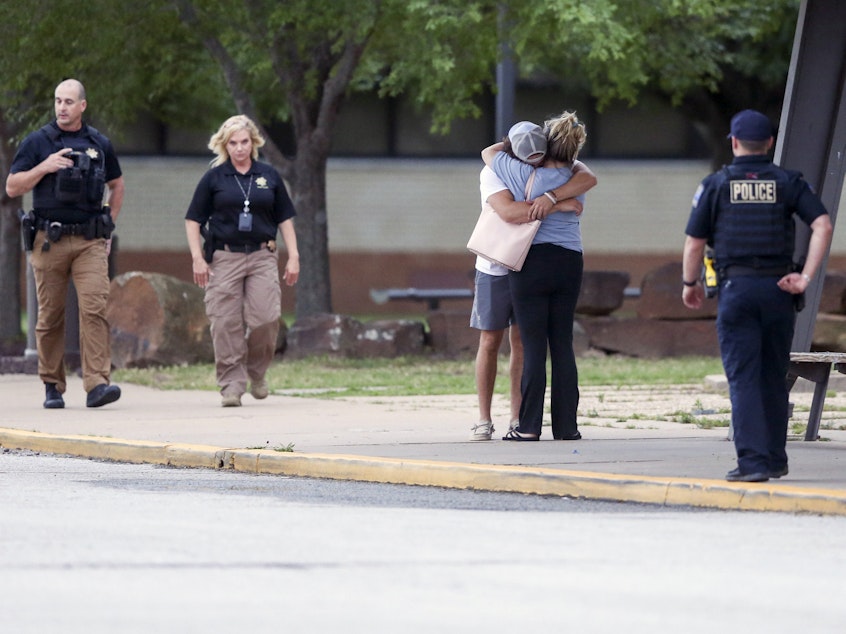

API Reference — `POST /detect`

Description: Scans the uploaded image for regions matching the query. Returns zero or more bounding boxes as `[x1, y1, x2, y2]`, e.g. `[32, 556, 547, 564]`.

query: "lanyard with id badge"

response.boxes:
[235, 173, 253, 231]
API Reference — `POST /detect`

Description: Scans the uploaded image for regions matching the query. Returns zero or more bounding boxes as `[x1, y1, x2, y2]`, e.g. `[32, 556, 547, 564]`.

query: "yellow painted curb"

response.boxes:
[3, 427, 846, 516]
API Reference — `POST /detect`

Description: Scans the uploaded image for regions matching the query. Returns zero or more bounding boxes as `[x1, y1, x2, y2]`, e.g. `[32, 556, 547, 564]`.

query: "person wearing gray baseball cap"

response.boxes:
[468, 119, 595, 441]
[481, 112, 593, 442]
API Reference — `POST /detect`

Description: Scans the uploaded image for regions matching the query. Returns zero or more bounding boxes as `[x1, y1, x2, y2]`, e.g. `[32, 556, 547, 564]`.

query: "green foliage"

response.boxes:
[0, 0, 228, 141]
[510, 0, 799, 110]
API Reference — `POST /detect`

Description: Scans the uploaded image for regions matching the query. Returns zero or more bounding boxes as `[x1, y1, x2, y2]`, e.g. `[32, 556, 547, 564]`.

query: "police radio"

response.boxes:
[54, 151, 90, 202]
[54, 150, 105, 205]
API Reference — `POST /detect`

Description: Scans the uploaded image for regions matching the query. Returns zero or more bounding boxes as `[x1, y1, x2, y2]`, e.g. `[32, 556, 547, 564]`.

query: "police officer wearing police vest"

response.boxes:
[682, 109, 832, 482]
[6, 79, 125, 409]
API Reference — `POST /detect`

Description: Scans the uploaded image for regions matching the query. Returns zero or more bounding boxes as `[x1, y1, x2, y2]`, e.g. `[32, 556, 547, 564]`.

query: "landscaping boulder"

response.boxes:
[286, 313, 363, 358]
[576, 270, 630, 316]
[811, 314, 846, 353]
[582, 316, 720, 358]
[285, 314, 424, 358]
[357, 319, 426, 357]
[637, 261, 718, 320]
[819, 271, 846, 315]
[426, 309, 479, 356]
[108, 271, 213, 368]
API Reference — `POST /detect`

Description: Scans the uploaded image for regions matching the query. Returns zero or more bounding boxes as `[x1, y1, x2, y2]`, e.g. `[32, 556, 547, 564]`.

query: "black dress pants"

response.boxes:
[509, 243, 583, 438]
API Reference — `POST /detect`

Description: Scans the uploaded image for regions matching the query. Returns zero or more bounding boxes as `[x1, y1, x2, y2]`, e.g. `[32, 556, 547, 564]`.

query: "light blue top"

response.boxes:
[492, 152, 584, 252]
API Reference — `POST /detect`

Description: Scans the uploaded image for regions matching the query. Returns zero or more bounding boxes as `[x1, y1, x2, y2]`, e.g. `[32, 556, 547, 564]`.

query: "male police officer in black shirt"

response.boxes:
[6, 78, 125, 409]
[682, 109, 832, 482]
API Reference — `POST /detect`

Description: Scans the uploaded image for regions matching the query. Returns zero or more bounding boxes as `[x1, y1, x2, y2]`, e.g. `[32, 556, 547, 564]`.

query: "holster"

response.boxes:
[19, 209, 36, 252]
[200, 225, 214, 263]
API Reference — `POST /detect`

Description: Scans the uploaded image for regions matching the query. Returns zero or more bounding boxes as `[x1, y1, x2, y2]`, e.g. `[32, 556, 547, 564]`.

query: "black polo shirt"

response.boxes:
[10, 121, 122, 223]
[185, 159, 296, 245]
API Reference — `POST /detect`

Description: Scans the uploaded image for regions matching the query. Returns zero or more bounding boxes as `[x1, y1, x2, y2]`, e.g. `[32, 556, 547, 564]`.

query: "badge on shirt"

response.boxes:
[256, 176, 268, 189]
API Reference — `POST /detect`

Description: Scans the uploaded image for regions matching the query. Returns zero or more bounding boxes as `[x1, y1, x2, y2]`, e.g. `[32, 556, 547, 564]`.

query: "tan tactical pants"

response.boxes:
[205, 248, 281, 397]
[30, 233, 112, 393]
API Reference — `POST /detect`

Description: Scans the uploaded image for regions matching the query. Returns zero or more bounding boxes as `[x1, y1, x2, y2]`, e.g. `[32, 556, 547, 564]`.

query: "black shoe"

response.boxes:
[502, 429, 539, 441]
[86, 383, 121, 408]
[770, 465, 789, 479]
[726, 468, 769, 483]
[43, 383, 65, 409]
[555, 431, 582, 440]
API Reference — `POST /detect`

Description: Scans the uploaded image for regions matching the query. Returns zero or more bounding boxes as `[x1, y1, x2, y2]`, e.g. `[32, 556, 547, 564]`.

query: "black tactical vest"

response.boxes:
[711, 163, 796, 268]
[33, 124, 106, 215]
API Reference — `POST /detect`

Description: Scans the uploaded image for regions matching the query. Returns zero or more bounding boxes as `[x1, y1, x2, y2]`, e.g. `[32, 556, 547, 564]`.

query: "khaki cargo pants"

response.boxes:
[205, 248, 281, 397]
[30, 233, 112, 394]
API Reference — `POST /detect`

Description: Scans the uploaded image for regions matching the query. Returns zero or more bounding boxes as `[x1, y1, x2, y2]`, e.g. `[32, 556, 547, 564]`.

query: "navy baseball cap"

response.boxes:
[727, 109, 774, 141]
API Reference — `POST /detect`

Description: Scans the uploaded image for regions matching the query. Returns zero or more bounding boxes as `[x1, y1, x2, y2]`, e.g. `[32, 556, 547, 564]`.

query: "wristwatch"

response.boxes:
[682, 279, 698, 287]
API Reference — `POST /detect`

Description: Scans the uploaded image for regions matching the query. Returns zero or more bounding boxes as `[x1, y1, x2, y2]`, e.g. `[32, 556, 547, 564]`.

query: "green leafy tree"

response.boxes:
[172, 0, 799, 318]
[510, 0, 799, 167]
[1, 0, 802, 341]
[170, 0, 512, 317]
[0, 0, 228, 350]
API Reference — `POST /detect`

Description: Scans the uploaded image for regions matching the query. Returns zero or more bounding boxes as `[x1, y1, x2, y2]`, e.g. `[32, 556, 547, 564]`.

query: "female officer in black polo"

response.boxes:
[185, 115, 299, 407]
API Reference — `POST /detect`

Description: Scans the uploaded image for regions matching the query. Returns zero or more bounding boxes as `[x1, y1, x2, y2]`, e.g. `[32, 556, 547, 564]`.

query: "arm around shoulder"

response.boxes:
[550, 160, 596, 201]
[481, 142, 504, 167]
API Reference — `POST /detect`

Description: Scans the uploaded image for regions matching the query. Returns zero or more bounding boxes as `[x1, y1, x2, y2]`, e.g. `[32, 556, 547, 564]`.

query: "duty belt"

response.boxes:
[37, 220, 88, 236]
[722, 264, 792, 278]
[221, 242, 268, 254]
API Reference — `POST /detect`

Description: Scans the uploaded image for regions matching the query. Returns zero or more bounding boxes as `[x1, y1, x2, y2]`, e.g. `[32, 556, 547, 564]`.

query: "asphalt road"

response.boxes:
[3, 450, 846, 633]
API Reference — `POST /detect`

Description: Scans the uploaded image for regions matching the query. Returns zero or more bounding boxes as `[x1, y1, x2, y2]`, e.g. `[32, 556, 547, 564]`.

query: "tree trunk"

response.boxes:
[284, 144, 332, 320]
[0, 199, 23, 351]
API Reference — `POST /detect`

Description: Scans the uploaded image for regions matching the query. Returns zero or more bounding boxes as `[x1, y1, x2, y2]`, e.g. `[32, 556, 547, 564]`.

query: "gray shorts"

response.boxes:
[470, 270, 514, 331]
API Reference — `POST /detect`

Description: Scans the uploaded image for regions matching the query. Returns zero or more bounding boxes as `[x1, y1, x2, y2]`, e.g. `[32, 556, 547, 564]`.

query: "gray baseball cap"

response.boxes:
[508, 121, 546, 165]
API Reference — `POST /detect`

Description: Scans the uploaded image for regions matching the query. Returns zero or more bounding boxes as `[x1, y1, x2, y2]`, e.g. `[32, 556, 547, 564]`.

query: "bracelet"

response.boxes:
[802, 273, 811, 283]
[682, 279, 698, 287]
[543, 191, 557, 204]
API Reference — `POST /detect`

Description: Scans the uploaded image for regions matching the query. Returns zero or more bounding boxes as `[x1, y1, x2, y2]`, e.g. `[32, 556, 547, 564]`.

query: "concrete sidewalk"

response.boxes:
[2, 374, 846, 515]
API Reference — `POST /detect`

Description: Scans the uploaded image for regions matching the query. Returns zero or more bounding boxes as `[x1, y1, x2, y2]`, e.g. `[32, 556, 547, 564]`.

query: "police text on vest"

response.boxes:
[730, 180, 777, 203]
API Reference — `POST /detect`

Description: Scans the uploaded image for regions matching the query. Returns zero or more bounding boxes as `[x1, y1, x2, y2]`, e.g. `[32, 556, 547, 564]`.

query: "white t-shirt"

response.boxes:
[475, 166, 510, 276]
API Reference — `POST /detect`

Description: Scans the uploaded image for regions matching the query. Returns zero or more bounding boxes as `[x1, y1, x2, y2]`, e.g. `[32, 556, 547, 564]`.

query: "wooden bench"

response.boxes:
[789, 352, 846, 440]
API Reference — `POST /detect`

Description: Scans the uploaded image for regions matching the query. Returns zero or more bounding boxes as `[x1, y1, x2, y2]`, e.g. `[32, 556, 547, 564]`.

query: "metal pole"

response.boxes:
[495, 4, 515, 140]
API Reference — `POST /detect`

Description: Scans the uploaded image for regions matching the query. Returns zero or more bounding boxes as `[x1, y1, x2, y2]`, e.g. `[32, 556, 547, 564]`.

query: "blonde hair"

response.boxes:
[208, 115, 265, 167]
[543, 111, 586, 165]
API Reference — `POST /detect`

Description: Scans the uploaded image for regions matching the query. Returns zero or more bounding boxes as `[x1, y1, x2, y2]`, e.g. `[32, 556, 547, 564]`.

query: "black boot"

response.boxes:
[44, 383, 65, 409]
[86, 383, 121, 408]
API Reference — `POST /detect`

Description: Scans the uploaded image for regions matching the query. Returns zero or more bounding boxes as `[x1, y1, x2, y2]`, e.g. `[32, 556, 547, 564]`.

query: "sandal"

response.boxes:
[502, 429, 539, 441]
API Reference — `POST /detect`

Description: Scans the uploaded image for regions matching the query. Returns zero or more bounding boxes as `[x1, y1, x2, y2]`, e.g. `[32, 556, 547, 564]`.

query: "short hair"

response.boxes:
[56, 78, 86, 101]
[208, 115, 265, 167]
[543, 111, 587, 164]
[736, 138, 770, 154]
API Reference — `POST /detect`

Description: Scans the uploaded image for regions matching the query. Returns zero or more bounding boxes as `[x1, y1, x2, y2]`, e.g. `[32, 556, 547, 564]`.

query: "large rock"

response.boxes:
[811, 314, 846, 352]
[286, 314, 426, 358]
[576, 270, 630, 316]
[286, 314, 362, 358]
[582, 316, 720, 358]
[819, 271, 846, 314]
[357, 319, 426, 357]
[426, 309, 479, 356]
[108, 272, 214, 368]
[637, 261, 718, 320]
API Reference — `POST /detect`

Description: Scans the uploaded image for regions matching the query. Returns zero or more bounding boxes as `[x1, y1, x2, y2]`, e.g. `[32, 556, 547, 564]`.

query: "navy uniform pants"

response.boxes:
[717, 275, 795, 474]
